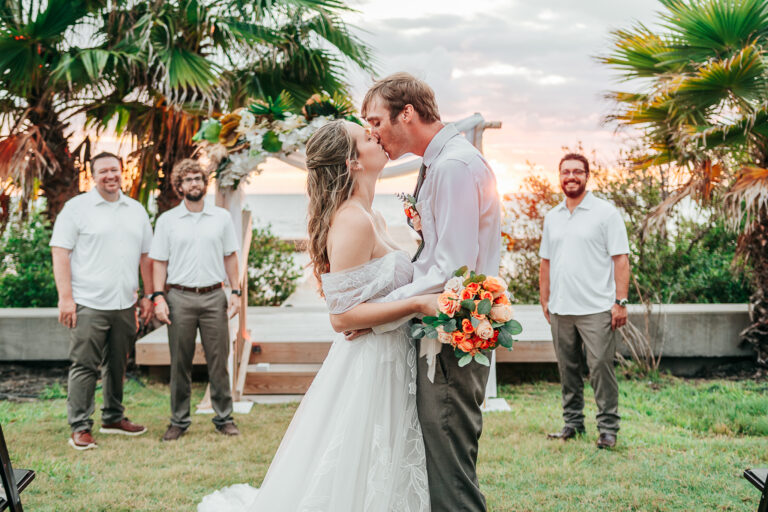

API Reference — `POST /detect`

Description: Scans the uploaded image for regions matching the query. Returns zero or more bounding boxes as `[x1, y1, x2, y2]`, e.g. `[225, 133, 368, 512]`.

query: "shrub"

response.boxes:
[0, 213, 58, 307]
[247, 224, 302, 306]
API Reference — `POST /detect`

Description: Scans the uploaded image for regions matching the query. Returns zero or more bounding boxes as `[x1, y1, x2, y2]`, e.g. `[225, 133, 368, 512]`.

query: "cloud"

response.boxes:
[342, 0, 659, 180]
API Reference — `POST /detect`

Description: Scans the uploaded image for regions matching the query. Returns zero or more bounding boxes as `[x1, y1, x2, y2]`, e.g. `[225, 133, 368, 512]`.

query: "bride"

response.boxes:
[198, 120, 437, 511]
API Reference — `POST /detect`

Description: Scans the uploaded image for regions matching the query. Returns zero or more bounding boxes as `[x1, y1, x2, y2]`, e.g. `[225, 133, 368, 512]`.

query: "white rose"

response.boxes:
[444, 276, 463, 293]
[238, 110, 256, 132]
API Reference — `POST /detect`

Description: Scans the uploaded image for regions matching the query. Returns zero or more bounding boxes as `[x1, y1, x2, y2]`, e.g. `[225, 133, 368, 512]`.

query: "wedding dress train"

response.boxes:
[198, 250, 430, 511]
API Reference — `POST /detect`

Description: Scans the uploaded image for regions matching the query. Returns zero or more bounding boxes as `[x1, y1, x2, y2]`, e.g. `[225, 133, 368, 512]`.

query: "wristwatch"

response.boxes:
[231, 289, 242, 297]
[150, 291, 166, 301]
[615, 298, 628, 307]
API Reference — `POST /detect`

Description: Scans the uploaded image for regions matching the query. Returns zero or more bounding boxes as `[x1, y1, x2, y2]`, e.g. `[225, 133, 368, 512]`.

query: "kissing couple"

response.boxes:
[199, 72, 502, 512]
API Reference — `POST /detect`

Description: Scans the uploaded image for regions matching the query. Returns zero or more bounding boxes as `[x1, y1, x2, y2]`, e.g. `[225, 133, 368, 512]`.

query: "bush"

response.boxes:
[501, 157, 752, 305]
[247, 224, 302, 306]
[0, 213, 58, 307]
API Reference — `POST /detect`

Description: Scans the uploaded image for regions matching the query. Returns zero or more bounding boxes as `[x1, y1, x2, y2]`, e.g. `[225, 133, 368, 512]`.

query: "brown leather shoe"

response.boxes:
[547, 426, 585, 440]
[161, 425, 187, 442]
[216, 422, 240, 436]
[69, 430, 98, 451]
[100, 417, 147, 436]
[597, 433, 617, 449]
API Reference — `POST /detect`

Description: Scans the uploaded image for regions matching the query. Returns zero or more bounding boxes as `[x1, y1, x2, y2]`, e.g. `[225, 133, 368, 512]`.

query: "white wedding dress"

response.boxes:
[198, 250, 430, 512]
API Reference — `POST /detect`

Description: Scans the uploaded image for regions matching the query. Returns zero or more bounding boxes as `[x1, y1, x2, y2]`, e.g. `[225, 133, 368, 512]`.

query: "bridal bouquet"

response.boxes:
[410, 267, 521, 367]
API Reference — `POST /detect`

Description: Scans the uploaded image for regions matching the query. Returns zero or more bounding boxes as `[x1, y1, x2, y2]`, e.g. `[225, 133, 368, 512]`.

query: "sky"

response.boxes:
[91, 0, 662, 195]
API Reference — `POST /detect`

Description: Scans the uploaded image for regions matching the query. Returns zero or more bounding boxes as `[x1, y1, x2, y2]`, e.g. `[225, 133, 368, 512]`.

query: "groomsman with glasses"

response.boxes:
[539, 153, 630, 449]
[150, 159, 242, 442]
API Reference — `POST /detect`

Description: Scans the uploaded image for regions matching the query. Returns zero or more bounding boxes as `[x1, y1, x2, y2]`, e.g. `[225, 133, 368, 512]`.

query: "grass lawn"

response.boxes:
[1, 375, 767, 511]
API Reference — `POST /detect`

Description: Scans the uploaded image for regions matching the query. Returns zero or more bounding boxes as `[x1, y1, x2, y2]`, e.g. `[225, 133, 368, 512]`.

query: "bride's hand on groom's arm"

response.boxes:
[413, 294, 440, 317]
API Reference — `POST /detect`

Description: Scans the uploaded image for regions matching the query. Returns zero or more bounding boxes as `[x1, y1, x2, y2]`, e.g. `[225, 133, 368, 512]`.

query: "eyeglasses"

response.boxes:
[559, 169, 587, 178]
[182, 176, 205, 184]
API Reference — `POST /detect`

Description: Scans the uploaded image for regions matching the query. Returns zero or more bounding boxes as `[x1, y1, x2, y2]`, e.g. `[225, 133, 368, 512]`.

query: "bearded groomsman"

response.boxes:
[51, 152, 154, 450]
[150, 159, 241, 441]
[539, 153, 630, 449]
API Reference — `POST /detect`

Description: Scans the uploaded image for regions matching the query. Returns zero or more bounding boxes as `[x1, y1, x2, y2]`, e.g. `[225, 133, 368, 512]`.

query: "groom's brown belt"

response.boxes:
[167, 283, 223, 294]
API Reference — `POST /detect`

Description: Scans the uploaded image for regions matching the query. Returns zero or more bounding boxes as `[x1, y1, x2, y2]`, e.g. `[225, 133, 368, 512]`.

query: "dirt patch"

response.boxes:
[0, 363, 70, 402]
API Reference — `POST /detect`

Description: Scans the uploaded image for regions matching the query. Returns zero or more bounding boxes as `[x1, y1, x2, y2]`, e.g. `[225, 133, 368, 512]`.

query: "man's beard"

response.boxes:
[184, 190, 205, 202]
[562, 180, 586, 199]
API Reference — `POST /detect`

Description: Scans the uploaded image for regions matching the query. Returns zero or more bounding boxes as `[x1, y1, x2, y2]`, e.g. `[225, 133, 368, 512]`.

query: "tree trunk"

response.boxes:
[28, 106, 80, 223]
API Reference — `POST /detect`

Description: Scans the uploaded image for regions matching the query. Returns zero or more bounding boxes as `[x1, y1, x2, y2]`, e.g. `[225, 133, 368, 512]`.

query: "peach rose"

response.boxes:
[460, 288, 474, 301]
[465, 282, 481, 296]
[483, 276, 508, 299]
[437, 291, 460, 317]
[490, 304, 514, 323]
[494, 293, 511, 305]
[462, 318, 474, 334]
[437, 326, 452, 345]
[476, 319, 494, 340]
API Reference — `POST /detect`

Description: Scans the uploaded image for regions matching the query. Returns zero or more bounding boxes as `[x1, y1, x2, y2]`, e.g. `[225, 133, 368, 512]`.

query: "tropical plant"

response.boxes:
[0, 0, 133, 222]
[247, 224, 302, 306]
[601, 0, 768, 361]
[85, 0, 373, 212]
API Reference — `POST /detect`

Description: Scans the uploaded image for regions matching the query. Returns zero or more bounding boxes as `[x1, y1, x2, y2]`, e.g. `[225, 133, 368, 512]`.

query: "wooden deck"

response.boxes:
[136, 305, 556, 383]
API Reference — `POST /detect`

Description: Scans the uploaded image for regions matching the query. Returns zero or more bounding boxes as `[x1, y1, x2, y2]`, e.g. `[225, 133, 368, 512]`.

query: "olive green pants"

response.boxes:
[67, 305, 135, 433]
[551, 311, 620, 434]
[167, 288, 233, 429]
[416, 340, 490, 512]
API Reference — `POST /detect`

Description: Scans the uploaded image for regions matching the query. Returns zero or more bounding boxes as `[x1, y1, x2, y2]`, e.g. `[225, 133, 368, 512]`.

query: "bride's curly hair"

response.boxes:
[305, 120, 359, 287]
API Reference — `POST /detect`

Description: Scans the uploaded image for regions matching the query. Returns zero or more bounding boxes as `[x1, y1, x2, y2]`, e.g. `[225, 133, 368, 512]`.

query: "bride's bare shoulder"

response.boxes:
[327, 202, 375, 269]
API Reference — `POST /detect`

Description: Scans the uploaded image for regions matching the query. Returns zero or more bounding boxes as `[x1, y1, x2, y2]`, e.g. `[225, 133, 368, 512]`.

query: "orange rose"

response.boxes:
[479, 339, 491, 350]
[460, 288, 474, 301]
[465, 282, 481, 297]
[483, 276, 508, 299]
[479, 290, 494, 302]
[437, 291, 460, 317]
[462, 318, 474, 334]
[494, 293, 511, 305]
[458, 337, 474, 353]
[451, 331, 464, 347]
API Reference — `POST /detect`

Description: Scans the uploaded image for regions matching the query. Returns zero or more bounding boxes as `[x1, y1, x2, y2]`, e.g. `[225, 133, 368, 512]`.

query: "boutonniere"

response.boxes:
[396, 192, 422, 231]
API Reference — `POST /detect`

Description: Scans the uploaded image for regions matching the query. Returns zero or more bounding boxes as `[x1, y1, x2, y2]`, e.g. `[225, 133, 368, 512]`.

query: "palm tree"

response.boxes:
[601, 0, 768, 360]
[0, 0, 133, 221]
[84, 0, 373, 212]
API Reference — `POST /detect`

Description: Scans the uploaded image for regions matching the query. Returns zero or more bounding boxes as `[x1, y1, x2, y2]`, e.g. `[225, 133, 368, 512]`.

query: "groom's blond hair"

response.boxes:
[362, 72, 440, 124]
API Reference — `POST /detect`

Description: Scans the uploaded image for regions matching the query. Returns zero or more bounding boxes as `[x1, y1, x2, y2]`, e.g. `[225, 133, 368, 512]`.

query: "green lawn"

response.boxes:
[1, 376, 767, 511]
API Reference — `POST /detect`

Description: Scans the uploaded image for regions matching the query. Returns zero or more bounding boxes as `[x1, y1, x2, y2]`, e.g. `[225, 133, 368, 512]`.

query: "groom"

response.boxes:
[360, 72, 501, 511]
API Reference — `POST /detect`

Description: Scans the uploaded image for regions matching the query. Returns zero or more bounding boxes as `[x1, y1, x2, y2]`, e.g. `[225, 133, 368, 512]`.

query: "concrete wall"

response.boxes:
[0, 308, 70, 360]
[0, 304, 755, 361]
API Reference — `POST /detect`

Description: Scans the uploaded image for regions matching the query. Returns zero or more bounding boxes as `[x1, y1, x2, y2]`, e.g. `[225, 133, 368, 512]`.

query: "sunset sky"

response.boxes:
[94, 0, 662, 195]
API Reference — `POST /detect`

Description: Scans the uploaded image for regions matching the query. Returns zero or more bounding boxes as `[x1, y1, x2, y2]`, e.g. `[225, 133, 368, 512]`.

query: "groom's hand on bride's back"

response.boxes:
[344, 328, 372, 341]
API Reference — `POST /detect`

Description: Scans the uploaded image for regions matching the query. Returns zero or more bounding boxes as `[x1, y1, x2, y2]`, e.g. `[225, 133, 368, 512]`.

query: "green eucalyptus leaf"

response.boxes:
[460, 299, 476, 313]
[423, 315, 438, 324]
[458, 354, 473, 367]
[410, 324, 426, 339]
[474, 352, 490, 366]
[503, 319, 523, 335]
[454, 265, 468, 277]
[477, 298, 492, 315]
[444, 319, 457, 332]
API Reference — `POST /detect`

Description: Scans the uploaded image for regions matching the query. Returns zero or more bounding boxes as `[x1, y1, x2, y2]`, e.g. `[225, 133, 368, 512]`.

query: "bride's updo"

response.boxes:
[305, 120, 359, 284]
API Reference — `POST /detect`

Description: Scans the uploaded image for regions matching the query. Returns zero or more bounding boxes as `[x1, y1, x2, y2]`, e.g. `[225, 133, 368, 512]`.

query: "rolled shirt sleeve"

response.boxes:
[605, 210, 630, 256]
[149, 215, 169, 261]
[49, 203, 77, 250]
[222, 216, 239, 256]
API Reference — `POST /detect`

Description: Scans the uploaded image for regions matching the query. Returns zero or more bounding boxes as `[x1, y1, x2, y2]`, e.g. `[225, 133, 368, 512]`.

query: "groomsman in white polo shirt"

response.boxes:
[51, 152, 154, 450]
[539, 153, 630, 450]
[150, 159, 241, 442]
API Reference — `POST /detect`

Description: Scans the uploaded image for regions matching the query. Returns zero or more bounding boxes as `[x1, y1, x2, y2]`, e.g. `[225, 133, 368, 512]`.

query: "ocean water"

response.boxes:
[243, 194, 407, 240]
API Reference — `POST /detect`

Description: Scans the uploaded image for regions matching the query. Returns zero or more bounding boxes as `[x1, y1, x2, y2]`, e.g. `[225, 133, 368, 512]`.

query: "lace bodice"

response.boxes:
[321, 251, 414, 314]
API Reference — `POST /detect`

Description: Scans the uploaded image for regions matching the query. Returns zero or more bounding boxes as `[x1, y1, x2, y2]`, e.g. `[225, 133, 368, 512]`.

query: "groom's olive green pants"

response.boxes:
[417, 340, 490, 512]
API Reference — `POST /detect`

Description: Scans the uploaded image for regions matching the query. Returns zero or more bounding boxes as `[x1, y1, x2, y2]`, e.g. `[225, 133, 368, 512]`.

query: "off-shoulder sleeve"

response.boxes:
[321, 253, 397, 314]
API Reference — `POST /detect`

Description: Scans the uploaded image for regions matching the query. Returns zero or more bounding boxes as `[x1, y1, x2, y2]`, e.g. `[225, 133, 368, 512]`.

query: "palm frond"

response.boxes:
[725, 166, 768, 232]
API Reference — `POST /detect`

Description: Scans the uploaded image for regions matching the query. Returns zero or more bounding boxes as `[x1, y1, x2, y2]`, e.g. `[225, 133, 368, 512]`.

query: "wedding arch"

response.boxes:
[192, 96, 506, 408]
